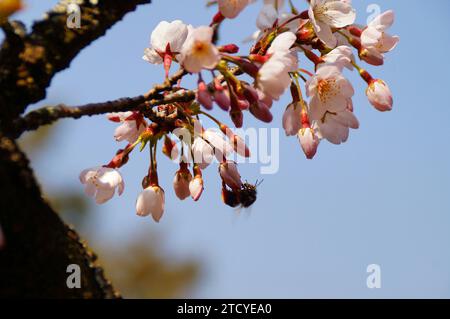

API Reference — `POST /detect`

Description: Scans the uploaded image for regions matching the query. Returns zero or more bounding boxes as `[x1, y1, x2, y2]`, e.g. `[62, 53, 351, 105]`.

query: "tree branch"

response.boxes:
[4, 66, 244, 138]
[9, 89, 196, 137]
[0, 0, 151, 123]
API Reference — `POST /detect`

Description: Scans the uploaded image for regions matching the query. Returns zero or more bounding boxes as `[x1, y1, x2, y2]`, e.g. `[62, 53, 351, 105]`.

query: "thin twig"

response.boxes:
[6, 69, 190, 138]
[7, 65, 244, 137]
[8, 89, 196, 138]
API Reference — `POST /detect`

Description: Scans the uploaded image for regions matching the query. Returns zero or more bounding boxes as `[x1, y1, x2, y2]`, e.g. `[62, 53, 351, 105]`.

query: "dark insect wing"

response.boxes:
[222, 187, 240, 208]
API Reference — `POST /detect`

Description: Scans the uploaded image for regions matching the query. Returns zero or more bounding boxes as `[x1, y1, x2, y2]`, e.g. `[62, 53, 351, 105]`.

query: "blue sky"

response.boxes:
[11, 0, 450, 298]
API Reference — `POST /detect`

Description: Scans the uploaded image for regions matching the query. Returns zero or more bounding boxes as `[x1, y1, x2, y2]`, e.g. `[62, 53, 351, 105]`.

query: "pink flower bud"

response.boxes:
[230, 109, 244, 128]
[237, 98, 249, 111]
[282, 103, 302, 136]
[173, 167, 193, 200]
[214, 89, 231, 111]
[366, 79, 393, 112]
[242, 85, 259, 105]
[197, 81, 213, 110]
[257, 89, 273, 108]
[219, 44, 240, 54]
[298, 128, 319, 160]
[219, 162, 242, 190]
[189, 175, 204, 201]
[250, 101, 273, 123]
[359, 47, 384, 66]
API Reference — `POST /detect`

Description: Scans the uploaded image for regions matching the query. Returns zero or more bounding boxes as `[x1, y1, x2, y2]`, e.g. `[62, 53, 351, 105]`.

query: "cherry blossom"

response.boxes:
[108, 111, 147, 143]
[306, 64, 354, 121]
[179, 26, 221, 73]
[79, 167, 124, 204]
[257, 52, 296, 100]
[267, 31, 297, 55]
[360, 10, 399, 66]
[192, 136, 215, 170]
[308, 0, 356, 48]
[321, 45, 354, 70]
[256, 4, 279, 31]
[255, 32, 298, 100]
[255, 4, 299, 35]
[76, 1, 399, 220]
[202, 129, 233, 159]
[143, 20, 189, 75]
[316, 108, 359, 145]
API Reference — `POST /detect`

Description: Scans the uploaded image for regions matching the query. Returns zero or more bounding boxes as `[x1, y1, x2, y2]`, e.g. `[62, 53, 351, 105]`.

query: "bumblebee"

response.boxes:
[222, 181, 262, 209]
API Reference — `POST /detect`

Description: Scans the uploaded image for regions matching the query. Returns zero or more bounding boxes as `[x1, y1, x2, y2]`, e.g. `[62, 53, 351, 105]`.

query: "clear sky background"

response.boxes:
[9, 0, 450, 298]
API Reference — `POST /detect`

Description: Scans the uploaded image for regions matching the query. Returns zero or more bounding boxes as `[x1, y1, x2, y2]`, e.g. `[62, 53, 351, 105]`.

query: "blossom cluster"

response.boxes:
[80, 0, 399, 222]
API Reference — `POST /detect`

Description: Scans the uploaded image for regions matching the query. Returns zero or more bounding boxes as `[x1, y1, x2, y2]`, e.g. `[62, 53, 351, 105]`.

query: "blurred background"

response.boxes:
[5, 0, 450, 298]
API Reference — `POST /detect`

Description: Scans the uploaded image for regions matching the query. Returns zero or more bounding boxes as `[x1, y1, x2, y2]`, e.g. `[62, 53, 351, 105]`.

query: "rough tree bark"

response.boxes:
[0, 0, 151, 298]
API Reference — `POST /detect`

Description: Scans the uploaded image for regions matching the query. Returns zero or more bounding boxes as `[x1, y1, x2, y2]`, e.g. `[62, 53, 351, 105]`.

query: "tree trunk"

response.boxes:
[0, 134, 117, 298]
[0, 0, 151, 298]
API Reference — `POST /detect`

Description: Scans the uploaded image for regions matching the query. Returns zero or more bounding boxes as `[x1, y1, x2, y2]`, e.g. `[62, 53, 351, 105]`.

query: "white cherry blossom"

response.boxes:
[321, 45, 354, 70]
[256, 32, 298, 100]
[179, 26, 221, 73]
[79, 167, 124, 204]
[192, 137, 215, 170]
[257, 52, 296, 100]
[108, 111, 147, 144]
[256, 3, 297, 31]
[308, 0, 356, 48]
[267, 31, 297, 55]
[143, 20, 189, 64]
[202, 129, 233, 159]
[306, 64, 354, 121]
[315, 109, 359, 145]
[361, 10, 399, 65]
